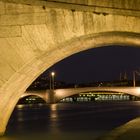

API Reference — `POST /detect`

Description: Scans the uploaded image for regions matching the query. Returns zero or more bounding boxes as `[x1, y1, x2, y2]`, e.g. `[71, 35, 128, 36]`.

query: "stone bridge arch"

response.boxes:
[54, 87, 140, 102]
[20, 93, 48, 103]
[0, 0, 140, 135]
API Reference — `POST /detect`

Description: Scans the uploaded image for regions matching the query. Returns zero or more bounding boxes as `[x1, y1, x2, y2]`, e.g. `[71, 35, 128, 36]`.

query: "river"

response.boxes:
[1, 101, 140, 140]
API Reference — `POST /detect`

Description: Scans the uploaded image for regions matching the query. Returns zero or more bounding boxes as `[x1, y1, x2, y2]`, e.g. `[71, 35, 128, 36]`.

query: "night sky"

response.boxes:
[44, 46, 140, 83]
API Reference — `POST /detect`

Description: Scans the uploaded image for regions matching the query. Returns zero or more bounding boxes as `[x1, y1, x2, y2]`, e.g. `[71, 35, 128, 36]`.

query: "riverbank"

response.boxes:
[97, 117, 140, 140]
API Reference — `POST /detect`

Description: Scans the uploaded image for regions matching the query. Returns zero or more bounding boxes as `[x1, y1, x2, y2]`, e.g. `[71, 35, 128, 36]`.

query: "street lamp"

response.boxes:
[133, 71, 136, 87]
[133, 70, 140, 87]
[50, 72, 55, 90]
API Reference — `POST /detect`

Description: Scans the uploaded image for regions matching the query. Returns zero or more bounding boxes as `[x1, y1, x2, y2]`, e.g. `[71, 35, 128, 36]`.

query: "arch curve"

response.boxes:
[20, 94, 47, 103]
[54, 87, 140, 102]
[25, 31, 140, 87]
[0, 31, 140, 135]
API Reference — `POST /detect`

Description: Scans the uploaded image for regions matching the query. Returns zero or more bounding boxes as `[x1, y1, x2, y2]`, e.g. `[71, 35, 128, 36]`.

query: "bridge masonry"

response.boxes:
[0, 0, 140, 136]
[25, 87, 140, 104]
[23, 90, 56, 104]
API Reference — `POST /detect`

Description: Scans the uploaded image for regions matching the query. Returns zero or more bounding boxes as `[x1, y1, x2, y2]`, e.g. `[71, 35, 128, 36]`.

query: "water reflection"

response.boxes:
[16, 104, 24, 109]
[49, 104, 60, 133]
[2, 101, 140, 140]
[50, 104, 58, 119]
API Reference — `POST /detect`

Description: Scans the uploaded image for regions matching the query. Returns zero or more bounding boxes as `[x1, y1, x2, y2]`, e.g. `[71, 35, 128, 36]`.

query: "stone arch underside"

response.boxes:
[20, 93, 48, 103]
[1, 32, 140, 136]
[0, 0, 140, 136]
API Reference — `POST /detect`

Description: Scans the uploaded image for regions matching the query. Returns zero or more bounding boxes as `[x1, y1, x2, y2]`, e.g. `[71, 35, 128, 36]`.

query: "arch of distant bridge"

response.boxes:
[24, 86, 140, 103]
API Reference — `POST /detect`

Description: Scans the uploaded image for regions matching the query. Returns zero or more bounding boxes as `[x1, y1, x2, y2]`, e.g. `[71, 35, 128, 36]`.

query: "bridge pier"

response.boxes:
[48, 90, 56, 104]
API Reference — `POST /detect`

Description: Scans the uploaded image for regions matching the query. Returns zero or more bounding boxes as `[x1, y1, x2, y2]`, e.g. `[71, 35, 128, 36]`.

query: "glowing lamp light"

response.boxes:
[51, 72, 55, 76]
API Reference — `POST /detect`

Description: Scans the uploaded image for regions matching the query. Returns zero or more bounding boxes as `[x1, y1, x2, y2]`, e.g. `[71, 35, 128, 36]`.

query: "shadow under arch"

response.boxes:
[57, 91, 127, 102]
[58, 90, 131, 102]
[54, 87, 140, 102]
[19, 94, 47, 104]
[1, 31, 140, 135]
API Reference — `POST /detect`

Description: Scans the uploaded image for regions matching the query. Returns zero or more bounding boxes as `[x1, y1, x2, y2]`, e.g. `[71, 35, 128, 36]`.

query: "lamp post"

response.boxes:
[50, 72, 55, 90]
[133, 70, 140, 87]
[133, 71, 136, 87]
[51, 72, 55, 90]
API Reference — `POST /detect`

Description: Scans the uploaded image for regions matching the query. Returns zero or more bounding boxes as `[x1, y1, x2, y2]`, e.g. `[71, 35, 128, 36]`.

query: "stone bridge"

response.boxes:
[24, 87, 140, 103]
[0, 0, 140, 136]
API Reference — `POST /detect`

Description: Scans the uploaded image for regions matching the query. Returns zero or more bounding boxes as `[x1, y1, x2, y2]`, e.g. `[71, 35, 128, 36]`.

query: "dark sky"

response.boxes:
[44, 45, 140, 83]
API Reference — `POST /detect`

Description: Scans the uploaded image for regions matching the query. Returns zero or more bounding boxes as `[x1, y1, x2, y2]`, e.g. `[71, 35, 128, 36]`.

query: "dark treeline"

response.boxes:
[27, 75, 140, 91]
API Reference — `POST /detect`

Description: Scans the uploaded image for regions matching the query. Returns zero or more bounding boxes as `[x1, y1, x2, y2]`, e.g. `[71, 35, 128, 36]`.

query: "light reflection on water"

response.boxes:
[49, 104, 60, 133]
[50, 104, 58, 119]
[1, 101, 140, 140]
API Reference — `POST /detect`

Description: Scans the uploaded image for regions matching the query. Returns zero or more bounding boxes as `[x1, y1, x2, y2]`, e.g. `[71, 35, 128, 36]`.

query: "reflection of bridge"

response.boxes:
[24, 87, 140, 103]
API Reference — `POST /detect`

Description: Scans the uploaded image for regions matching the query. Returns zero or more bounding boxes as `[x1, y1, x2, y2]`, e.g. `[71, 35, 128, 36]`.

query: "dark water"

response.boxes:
[1, 101, 140, 140]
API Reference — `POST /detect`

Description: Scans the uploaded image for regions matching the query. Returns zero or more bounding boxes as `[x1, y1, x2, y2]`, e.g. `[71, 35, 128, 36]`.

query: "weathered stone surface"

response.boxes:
[0, 1, 5, 15]
[2, 0, 140, 11]
[47, 0, 140, 11]
[0, 26, 21, 37]
[5, 2, 45, 14]
[0, 0, 140, 136]
[0, 0, 140, 17]
[0, 13, 46, 26]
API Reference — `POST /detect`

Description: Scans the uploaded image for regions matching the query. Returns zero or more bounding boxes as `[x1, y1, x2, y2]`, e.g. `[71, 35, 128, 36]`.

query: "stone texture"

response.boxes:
[0, 0, 140, 136]
[2, 0, 140, 11]
[48, 0, 140, 12]
[5, 2, 44, 14]
[0, 1, 5, 15]
[0, 26, 21, 37]
[0, 13, 46, 26]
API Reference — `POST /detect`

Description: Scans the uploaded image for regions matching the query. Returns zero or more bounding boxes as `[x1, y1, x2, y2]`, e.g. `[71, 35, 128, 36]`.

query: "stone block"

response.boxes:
[0, 26, 21, 38]
[5, 2, 44, 14]
[0, 1, 5, 15]
[0, 13, 46, 26]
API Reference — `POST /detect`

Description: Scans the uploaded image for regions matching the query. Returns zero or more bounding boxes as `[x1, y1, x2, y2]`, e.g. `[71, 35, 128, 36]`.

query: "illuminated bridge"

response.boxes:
[24, 87, 140, 103]
[0, 0, 140, 136]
